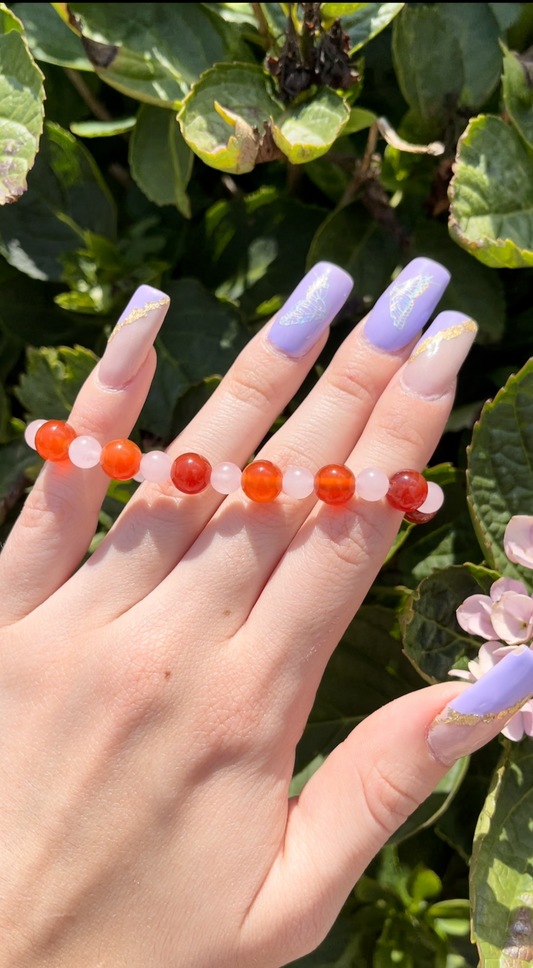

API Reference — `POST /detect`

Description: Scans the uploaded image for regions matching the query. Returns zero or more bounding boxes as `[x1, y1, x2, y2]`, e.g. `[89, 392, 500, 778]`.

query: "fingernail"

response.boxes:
[364, 258, 450, 352]
[401, 310, 477, 399]
[427, 647, 533, 766]
[98, 285, 170, 389]
[267, 262, 353, 359]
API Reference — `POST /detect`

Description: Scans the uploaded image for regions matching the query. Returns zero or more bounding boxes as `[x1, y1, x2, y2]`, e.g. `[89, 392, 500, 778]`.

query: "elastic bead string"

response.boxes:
[24, 419, 445, 520]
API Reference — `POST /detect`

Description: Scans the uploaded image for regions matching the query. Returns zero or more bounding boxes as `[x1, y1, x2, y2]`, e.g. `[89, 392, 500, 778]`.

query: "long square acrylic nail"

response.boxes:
[364, 257, 451, 352]
[267, 262, 353, 359]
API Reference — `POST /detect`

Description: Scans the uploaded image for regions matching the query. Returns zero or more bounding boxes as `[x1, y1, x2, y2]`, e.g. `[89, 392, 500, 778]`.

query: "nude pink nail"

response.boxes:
[401, 311, 477, 399]
[98, 285, 170, 389]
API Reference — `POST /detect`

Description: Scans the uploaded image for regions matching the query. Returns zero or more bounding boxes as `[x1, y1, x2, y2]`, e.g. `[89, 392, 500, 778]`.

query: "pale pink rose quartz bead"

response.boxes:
[211, 462, 241, 494]
[356, 467, 389, 501]
[24, 419, 46, 449]
[140, 451, 173, 483]
[283, 466, 315, 499]
[69, 435, 102, 468]
[417, 481, 444, 514]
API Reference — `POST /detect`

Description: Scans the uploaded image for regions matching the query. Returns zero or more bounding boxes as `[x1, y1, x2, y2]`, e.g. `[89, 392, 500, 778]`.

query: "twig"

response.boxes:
[64, 67, 113, 122]
[338, 122, 378, 207]
[251, 3, 273, 50]
[376, 116, 444, 156]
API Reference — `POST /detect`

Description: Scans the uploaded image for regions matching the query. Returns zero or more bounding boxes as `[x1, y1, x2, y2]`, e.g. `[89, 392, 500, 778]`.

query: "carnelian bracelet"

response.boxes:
[25, 419, 444, 522]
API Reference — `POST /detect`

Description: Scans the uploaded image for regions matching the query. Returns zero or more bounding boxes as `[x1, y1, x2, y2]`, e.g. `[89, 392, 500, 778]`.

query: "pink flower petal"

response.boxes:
[522, 708, 533, 737]
[502, 713, 525, 742]
[490, 576, 530, 601]
[477, 640, 506, 672]
[449, 668, 476, 680]
[504, 515, 533, 570]
[456, 595, 495, 639]
[491, 592, 533, 645]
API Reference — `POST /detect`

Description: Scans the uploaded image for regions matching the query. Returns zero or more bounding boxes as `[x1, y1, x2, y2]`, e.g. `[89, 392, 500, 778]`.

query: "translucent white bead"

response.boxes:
[211, 462, 241, 494]
[140, 450, 173, 483]
[417, 481, 444, 514]
[24, 419, 46, 450]
[356, 467, 389, 501]
[68, 435, 102, 468]
[282, 465, 314, 499]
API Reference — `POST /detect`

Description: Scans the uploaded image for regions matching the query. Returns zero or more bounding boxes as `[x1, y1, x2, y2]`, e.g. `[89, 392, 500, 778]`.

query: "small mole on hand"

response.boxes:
[223, 609, 231, 616]
[164, 671, 172, 679]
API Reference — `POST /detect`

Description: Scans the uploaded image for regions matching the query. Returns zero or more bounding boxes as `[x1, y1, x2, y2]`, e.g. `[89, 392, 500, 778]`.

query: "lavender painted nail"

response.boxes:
[364, 257, 451, 352]
[267, 261, 353, 359]
[427, 647, 533, 765]
[98, 284, 170, 389]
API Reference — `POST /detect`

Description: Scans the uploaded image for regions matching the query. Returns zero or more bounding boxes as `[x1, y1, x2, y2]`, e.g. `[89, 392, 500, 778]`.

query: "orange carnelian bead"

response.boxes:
[242, 460, 283, 503]
[171, 452, 211, 494]
[35, 420, 77, 462]
[100, 438, 141, 480]
[386, 469, 428, 512]
[314, 464, 355, 505]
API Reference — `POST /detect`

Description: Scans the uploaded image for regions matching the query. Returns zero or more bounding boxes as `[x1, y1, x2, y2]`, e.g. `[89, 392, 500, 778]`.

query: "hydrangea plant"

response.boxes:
[3, 3, 533, 966]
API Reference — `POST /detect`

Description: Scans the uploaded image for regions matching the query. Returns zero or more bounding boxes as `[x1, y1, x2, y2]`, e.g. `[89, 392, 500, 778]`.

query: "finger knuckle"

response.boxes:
[380, 409, 426, 452]
[227, 359, 280, 416]
[360, 759, 419, 836]
[326, 364, 376, 411]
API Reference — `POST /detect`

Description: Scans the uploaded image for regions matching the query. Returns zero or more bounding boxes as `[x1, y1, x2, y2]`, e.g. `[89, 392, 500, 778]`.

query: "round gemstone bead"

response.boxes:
[171, 452, 212, 494]
[417, 481, 444, 515]
[356, 467, 389, 502]
[140, 450, 173, 484]
[100, 438, 142, 480]
[282, 466, 314, 499]
[24, 419, 46, 450]
[69, 435, 102, 469]
[242, 460, 283, 503]
[386, 469, 428, 512]
[211, 461, 242, 495]
[35, 420, 77, 462]
[404, 508, 438, 525]
[314, 464, 356, 505]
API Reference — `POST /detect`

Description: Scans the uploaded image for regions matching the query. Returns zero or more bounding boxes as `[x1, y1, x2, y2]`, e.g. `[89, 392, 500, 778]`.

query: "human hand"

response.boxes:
[1, 260, 531, 967]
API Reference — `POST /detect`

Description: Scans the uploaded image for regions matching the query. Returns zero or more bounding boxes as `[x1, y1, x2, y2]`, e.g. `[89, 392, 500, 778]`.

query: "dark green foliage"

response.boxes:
[3, 4, 533, 966]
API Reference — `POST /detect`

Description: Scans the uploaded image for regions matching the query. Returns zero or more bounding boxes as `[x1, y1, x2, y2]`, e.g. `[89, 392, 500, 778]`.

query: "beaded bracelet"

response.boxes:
[24, 419, 444, 523]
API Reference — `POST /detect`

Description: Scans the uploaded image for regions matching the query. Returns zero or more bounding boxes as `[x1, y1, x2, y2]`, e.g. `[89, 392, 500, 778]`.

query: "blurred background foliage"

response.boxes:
[3, 3, 533, 965]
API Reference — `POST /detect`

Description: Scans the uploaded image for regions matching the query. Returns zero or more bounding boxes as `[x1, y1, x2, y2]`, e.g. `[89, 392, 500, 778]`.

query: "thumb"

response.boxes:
[247, 648, 533, 965]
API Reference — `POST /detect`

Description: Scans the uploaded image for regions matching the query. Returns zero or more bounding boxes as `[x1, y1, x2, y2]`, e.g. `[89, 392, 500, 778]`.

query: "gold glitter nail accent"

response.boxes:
[429, 693, 533, 729]
[108, 296, 170, 342]
[408, 319, 477, 361]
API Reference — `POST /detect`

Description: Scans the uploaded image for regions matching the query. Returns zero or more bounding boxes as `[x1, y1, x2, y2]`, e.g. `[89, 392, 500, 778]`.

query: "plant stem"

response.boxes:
[64, 68, 113, 122]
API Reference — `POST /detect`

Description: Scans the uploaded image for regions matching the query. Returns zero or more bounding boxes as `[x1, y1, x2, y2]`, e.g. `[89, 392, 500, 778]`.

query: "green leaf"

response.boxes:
[179, 63, 281, 174]
[323, 3, 404, 53]
[0, 122, 116, 280]
[0, 436, 40, 526]
[435, 741, 502, 862]
[271, 88, 349, 164]
[387, 756, 469, 847]
[448, 114, 533, 269]
[471, 740, 533, 966]
[295, 605, 421, 774]
[488, 2, 522, 31]
[467, 358, 533, 588]
[501, 43, 533, 151]
[411, 220, 505, 345]
[400, 564, 500, 684]
[141, 279, 248, 439]
[70, 117, 136, 137]
[66, 2, 252, 107]
[307, 202, 400, 311]
[0, 5, 44, 205]
[12, 2, 92, 70]
[407, 866, 442, 902]
[393, 4, 501, 127]
[129, 105, 192, 218]
[15, 345, 97, 420]
[202, 3, 257, 26]
[0, 378, 9, 442]
[344, 105, 377, 135]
